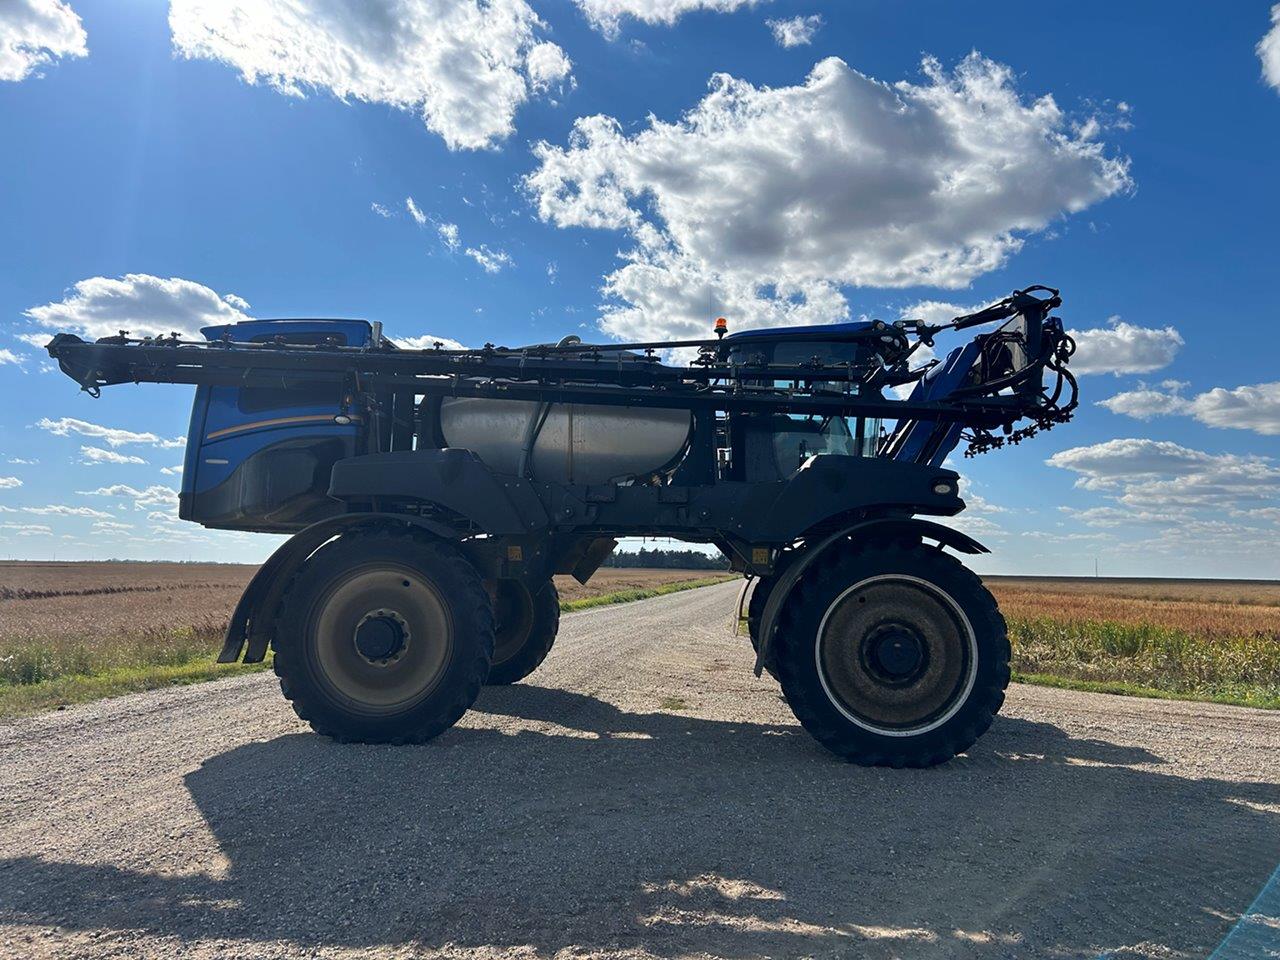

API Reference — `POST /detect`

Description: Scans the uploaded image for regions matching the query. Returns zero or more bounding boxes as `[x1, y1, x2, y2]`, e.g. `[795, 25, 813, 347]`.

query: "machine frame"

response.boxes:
[44, 286, 1077, 767]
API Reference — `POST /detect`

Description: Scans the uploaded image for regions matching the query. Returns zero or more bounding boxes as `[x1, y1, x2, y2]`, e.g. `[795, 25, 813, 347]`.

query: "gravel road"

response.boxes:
[2, 581, 1278, 959]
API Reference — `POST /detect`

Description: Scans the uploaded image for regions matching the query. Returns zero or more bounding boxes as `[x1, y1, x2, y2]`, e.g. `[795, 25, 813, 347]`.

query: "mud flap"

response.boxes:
[218, 513, 462, 664]
[732, 575, 754, 637]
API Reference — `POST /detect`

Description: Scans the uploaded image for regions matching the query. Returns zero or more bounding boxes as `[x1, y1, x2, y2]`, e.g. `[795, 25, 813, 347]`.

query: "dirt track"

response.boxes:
[2, 582, 1278, 959]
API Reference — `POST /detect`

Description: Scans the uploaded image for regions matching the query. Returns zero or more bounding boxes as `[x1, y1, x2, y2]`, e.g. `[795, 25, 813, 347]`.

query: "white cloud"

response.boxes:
[25, 273, 251, 341]
[397, 199, 466, 255]
[1048, 438, 1280, 513]
[572, 0, 760, 37]
[395, 333, 467, 350]
[437, 222, 461, 252]
[547, 261, 558, 284]
[405, 196, 427, 225]
[36, 417, 184, 448]
[1260, 4, 1280, 92]
[7, 458, 37, 465]
[1097, 380, 1188, 420]
[137, 523, 212, 544]
[525, 41, 572, 93]
[80, 445, 148, 465]
[0, 522, 52, 536]
[14, 333, 52, 349]
[938, 512, 1005, 539]
[79, 483, 180, 509]
[466, 244, 513, 273]
[767, 14, 821, 47]
[961, 490, 1007, 515]
[92, 519, 133, 532]
[0, 0, 86, 82]
[1047, 438, 1223, 489]
[527, 55, 1131, 341]
[1069, 318, 1182, 375]
[1101, 517, 1277, 562]
[0, 476, 22, 489]
[23, 503, 114, 518]
[598, 242, 849, 342]
[371, 201, 392, 218]
[1068, 505, 1179, 528]
[1100, 380, 1280, 437]
[1185, 382, 1280, 436]
[160, 464, 183, 475]
[0, 348, 22, 365]
[169, 0, 572, 151]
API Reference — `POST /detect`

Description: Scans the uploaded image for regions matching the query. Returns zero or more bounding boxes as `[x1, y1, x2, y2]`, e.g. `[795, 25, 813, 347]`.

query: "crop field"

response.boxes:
[0, 562, 731, 717]
[986, 577, 1280, 709]
[1, 563, 1276, 718]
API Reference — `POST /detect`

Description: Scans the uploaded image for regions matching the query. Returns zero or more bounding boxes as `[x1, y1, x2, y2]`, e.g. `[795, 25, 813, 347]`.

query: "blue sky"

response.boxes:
[1, 0, 1278, 576]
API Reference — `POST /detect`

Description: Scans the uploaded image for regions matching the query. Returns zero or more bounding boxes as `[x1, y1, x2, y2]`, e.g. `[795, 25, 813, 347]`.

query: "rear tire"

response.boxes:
[272, 530, 494, 744]
[774, 540, 1008, 768]
[485, 579, 560, 685]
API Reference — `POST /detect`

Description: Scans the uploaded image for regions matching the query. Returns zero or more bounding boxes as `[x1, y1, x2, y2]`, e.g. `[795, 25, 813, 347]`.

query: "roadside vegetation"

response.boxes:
[560, 575, 732, 612]
[0, 562, 733, 719]
[3, 563, 1277, 718]
[989, 579, 1280, 709]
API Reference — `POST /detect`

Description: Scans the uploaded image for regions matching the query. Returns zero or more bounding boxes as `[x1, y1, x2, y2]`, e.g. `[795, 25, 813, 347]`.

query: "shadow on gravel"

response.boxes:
[3, 685, 1279, 958]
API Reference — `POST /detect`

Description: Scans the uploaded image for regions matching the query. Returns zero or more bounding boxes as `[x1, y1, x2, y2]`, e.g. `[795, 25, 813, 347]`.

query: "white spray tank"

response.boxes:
[438, 337, 693, 484]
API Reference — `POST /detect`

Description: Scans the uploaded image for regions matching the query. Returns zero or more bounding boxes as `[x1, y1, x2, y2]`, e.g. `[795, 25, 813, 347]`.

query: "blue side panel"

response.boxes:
[180, 386, 211, 498]
[181, 319, 371, 515]
[891, 341, 982, 466]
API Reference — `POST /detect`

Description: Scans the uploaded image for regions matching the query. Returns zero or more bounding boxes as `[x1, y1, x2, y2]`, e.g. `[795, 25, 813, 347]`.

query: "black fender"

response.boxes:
[751, 517, 988, 677]
[218, 513, 461, 664]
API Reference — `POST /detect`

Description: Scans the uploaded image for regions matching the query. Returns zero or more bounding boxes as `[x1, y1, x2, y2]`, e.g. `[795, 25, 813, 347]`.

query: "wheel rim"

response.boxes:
[814, 574, 977, 737]
[491, 580, 535, 667]
[309, 565, 453, 714]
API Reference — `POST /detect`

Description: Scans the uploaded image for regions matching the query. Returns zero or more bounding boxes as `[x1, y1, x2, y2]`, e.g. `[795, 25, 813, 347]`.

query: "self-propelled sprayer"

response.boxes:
[47, 285, 1076, 766]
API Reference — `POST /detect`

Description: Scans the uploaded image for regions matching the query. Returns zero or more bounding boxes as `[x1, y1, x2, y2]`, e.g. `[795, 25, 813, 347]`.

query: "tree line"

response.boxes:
[604, 547, 729, 570]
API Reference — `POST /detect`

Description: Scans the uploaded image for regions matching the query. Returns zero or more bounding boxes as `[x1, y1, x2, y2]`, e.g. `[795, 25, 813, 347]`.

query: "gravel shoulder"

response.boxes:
[2, 582, 1278, 959]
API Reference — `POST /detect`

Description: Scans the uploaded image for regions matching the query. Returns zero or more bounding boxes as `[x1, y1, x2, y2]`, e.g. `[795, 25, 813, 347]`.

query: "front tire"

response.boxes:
[774, 541, 1009, 768]
[272, 530, 494, 744]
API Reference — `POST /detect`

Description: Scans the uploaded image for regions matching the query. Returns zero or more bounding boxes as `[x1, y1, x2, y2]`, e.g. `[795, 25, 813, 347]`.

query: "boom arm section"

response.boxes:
[44, 286, 1077, 458]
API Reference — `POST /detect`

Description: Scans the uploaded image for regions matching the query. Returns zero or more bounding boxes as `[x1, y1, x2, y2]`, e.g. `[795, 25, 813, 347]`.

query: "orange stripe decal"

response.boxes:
[205, 414, 343, 440]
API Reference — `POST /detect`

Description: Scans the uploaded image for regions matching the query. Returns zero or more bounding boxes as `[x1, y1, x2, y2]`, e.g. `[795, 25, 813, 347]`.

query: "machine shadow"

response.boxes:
[3, 684, 1279, 958]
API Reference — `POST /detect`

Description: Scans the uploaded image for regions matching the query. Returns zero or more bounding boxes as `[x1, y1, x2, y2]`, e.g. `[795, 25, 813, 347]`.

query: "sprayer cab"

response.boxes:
[44, 285, 1076, 768]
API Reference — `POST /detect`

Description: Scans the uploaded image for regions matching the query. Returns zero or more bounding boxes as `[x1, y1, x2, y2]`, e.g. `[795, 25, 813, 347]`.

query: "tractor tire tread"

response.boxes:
[773, 538, 1008, 768]
[271, 526, 493, 744]
[485, 580, 560, 686]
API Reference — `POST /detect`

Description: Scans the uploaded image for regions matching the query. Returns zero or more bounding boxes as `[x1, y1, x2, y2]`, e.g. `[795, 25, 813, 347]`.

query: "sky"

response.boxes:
[0, 0, 1278, 577]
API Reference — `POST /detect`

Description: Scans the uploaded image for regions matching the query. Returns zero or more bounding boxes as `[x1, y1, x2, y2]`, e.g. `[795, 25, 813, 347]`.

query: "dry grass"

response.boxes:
[0, 562, 729, 715]
[985, 575, 1280, 607]
[0, 563, 253, 690]
[555, 568, 728, 604]
[3, 563, 1277, 716]
[984, 577, 1280, 708]
[986, 580, 1280, 640]
[988, 580, 1280, 650]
